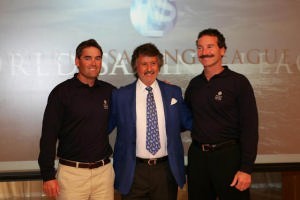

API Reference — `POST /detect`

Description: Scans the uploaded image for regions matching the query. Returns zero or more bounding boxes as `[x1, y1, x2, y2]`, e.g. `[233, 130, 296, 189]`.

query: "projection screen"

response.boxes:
[0, 0, 299, 171]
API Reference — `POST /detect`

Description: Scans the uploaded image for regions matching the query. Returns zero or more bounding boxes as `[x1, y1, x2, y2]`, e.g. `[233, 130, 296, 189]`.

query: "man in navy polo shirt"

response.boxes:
[38, 39, 115, 200]
[185, 28, 258, 200]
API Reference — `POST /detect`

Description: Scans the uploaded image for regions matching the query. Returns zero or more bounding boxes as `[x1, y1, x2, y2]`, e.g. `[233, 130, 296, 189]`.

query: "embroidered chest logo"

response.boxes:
[214, 91, 223, 101]
[103, 100, 109, 109]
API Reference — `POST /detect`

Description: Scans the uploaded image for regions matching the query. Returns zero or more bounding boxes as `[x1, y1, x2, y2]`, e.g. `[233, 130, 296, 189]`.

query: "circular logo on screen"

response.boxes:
[130, 0, 177, 37]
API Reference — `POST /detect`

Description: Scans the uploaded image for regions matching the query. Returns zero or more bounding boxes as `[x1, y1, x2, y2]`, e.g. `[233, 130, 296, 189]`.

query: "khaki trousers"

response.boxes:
[56, 163, 114, 200]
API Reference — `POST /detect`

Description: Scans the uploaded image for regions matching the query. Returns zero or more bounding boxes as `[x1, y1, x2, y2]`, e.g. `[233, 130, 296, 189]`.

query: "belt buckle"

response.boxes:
[201, 144, 211, 152]
[147, 159, 157, 165]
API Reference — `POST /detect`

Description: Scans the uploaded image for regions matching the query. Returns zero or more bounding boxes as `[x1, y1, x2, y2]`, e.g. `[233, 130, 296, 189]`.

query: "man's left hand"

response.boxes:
[230, 171, 251, 191]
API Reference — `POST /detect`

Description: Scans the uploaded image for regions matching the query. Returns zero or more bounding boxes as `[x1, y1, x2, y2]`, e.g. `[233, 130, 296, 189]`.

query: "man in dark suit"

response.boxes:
[109, 43, 192, 200]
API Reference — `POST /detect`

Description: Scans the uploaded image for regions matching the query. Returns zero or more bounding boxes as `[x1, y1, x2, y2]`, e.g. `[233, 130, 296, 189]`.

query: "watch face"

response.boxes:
[130, 0, 177, 37]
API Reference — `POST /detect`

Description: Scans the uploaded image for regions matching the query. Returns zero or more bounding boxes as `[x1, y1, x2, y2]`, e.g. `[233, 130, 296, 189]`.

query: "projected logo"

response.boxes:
[130, 0, 177, 37]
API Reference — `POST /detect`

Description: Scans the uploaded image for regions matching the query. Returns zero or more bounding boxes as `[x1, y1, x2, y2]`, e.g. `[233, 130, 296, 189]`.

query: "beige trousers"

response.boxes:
[56, 163, 115, 200]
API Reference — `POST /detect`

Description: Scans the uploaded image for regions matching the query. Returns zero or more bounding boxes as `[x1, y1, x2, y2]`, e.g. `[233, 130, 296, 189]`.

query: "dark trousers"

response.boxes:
[122, 160, 178, 200]
[187, 142, 250, 200]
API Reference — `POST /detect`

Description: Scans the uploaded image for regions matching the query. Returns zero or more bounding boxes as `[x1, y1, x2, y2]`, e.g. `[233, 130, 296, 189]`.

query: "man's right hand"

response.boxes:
[43, 179, 60, 197]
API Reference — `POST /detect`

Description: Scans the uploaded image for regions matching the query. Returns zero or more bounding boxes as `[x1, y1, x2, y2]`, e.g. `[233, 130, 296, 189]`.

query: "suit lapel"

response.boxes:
[129, 82, 137, 129]
[157, 80, 169, 125]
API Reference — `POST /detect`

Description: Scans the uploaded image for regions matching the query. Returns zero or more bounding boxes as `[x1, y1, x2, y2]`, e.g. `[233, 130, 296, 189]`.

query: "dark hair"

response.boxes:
[131, 43, 164, 76]
[196, 28, 227, 50]
[75, 39, 103, 58]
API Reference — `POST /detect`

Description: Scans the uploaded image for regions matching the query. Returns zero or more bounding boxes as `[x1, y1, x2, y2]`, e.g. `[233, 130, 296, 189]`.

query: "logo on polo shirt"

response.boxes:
[103, 100, 109, 109]
[215, 91, 223, 101]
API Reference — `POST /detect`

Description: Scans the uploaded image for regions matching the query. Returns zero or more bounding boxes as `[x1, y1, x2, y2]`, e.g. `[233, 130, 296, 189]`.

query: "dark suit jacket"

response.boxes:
[109, 79, 192, 195]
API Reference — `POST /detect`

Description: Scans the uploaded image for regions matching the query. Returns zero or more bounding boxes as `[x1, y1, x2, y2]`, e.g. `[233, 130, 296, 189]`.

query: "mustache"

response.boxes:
[199, 54, 214, 59]
[144, 71, 155, 75]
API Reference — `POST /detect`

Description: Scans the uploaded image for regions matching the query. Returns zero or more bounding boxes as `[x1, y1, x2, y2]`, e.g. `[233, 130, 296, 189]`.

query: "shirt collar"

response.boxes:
[136, 79, 159, 92]
[200, 65, 230, 80]
[72, 73, 101, 88]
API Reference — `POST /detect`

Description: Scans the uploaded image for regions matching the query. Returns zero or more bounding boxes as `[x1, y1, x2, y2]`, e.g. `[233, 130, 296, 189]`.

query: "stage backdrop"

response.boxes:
[0, 0, 299, 171]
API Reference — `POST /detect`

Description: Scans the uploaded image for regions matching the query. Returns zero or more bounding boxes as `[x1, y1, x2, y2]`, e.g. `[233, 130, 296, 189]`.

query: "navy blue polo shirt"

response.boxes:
[38, 74, 115, 181]
[185, 66, 258, 173]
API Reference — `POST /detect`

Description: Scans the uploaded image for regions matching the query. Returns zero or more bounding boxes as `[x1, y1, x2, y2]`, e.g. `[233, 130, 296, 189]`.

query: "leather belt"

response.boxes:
[136, 156, 168, 166]
[59, 158, 110, 169]
[193, 139, 238, 152]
